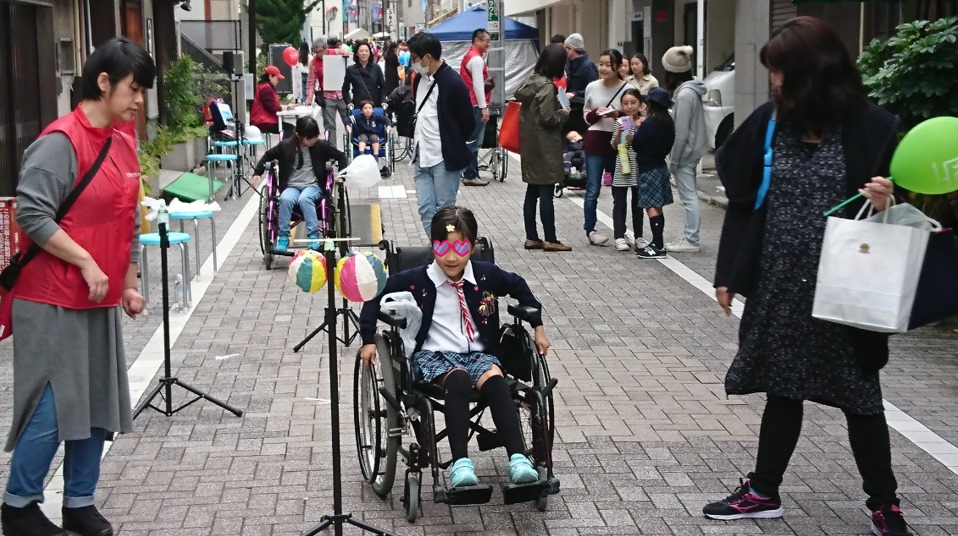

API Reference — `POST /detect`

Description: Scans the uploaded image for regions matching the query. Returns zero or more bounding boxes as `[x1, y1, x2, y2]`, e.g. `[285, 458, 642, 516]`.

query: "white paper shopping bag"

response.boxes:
[812, 206, 930, 333]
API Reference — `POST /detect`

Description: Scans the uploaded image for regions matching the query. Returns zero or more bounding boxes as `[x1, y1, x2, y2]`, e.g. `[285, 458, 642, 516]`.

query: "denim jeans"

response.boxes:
[463, 107, 486, 180]
[583, 153, 615, 235]
[523, 184, 557, 243]
[414, 159, 463, 235]
[672, 162, 700, 245]
[279, 185, 323, 238]
[5, 384, 106, 508]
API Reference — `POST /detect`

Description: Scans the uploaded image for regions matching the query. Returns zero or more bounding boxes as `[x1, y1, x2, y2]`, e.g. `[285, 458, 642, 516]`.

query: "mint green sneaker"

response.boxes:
[276, 237, 289, 252]
[450, 458, 478, 488]
[307, 233, 320, 250]
[508, 454, 538, 484]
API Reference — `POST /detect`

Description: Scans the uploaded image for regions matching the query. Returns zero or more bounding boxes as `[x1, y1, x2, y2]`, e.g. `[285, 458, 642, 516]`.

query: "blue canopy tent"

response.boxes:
[428, 6, 540, 101]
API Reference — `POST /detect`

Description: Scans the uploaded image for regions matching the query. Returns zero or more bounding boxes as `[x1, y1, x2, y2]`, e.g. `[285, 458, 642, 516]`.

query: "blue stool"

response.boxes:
[139, 232, 192, 310]
[170, 211, 217, 275]
[205, 153, 237, 201]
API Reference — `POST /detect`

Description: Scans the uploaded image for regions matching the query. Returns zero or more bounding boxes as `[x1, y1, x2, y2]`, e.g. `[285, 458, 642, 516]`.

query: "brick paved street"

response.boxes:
[1, 150, 957, 535]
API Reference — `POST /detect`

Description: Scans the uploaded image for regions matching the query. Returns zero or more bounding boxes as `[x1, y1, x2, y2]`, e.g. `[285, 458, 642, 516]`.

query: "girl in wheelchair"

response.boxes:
[251, 116, 347, 251]
[359, 206, 550, 488]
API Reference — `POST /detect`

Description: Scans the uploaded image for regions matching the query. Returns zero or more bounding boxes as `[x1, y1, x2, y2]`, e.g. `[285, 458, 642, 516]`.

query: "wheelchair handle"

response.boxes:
[378, 310, 407, 329]
[507, 304, 540, 324]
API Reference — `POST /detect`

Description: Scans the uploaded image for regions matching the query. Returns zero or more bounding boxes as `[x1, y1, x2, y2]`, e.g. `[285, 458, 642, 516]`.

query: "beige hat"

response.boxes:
[662, 45, 694, 73]
[564, 33, 585, 52]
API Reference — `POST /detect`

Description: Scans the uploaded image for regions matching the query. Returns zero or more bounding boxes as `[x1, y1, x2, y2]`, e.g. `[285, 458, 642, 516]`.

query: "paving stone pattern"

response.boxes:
[0, 152, 956, 535]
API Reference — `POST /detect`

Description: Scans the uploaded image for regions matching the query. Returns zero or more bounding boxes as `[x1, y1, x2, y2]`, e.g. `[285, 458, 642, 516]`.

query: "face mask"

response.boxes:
[412, 58, 429, 76]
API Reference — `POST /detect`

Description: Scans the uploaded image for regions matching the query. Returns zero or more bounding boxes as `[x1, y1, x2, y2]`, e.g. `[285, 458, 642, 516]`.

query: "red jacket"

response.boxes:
[17, 106, 140, 309]
[459, 46, 490, 107]
[250, 81, 280, 127]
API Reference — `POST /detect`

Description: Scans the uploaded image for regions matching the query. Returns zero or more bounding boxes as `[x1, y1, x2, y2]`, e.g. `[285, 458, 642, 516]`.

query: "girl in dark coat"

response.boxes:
[703, 17, 909, 536]
[515, 44, 571, 252]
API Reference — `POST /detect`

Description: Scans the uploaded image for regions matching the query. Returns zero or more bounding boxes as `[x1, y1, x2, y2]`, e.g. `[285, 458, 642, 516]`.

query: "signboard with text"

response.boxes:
[486, 0, 500, 40]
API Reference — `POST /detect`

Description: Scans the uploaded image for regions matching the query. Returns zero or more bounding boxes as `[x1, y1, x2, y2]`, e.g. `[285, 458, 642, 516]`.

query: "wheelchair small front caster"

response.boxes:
[401, 471, 421, 522]
[534, 467, 549, 511]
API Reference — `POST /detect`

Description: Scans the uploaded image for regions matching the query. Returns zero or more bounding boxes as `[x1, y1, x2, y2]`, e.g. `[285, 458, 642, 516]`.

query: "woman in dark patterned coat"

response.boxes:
[703, 17, 911, 536]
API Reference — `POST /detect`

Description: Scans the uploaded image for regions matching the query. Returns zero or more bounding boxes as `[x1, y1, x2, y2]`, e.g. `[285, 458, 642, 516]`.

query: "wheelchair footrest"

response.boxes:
[268, 248, 295, 257]
[502, 480, 551, 505]
[442, 484, 494, 505]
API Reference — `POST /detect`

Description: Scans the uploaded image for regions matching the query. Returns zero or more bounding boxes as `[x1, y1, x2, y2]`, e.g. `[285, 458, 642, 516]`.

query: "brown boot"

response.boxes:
[524, 240, 544, 250]
[544, 241, 572, 252]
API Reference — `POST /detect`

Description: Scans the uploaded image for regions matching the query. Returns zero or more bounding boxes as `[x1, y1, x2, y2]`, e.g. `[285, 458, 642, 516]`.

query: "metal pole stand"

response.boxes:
[301, 242, 397, 536]
[133, 217, 244, 420]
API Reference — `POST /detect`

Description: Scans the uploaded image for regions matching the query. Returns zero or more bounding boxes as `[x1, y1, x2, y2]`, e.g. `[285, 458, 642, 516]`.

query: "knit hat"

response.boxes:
[564, 33, 585, 52]
[662, 45, 694, 73]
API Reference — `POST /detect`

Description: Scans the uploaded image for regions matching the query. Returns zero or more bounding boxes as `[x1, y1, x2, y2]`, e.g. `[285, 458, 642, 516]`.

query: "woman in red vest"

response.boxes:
[1, 37, 154, 536]
[250, 65, 284, 134]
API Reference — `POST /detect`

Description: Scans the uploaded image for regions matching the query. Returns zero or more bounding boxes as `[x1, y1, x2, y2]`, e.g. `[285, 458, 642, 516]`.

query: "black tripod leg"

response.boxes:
[172, 379, 244, 416]
[294, 320, 330, 353]
[301, 515, 333, 536]
[345, 516, 401, 536]
[133, 381, 167, 419]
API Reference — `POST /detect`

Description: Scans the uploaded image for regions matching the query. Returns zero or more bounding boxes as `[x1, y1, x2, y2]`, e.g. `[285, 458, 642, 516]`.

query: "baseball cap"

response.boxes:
[265, 65, 285, 79]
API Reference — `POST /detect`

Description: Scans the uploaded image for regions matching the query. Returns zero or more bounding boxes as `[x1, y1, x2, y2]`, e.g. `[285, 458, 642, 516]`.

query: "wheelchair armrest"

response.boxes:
[507, 304, 540, 324]
[378, 310, 407, 329]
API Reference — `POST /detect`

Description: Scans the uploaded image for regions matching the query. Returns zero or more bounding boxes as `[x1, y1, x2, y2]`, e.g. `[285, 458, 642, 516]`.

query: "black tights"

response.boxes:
[749, 394, 899, 510]
[444, 370, 524, 461]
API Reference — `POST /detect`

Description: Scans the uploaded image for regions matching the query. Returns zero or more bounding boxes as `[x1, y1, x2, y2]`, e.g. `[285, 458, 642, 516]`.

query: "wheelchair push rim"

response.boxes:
[352, 334, 400, 498]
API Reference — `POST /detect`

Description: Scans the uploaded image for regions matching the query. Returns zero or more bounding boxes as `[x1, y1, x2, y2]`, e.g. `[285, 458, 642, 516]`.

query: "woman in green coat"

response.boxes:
[515, 44, 572, 252]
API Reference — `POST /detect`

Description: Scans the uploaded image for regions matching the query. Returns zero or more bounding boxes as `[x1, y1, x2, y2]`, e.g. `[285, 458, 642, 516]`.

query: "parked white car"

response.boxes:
[703, 55, 735, 150]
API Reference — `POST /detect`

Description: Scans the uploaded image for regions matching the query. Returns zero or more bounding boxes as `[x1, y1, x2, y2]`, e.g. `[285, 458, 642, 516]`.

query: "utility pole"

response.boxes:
[248, 0, 257, 74]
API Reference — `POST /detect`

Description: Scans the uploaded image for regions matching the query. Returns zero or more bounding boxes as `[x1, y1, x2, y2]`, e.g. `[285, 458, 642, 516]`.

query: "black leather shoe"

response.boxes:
[61, 505, 113, 536]
[1, 502, 67, 536]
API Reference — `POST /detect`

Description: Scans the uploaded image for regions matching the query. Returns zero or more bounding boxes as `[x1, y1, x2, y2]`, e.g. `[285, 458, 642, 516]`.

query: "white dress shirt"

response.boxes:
[421, 261, 485, 354]
[414, 68, 443, 169]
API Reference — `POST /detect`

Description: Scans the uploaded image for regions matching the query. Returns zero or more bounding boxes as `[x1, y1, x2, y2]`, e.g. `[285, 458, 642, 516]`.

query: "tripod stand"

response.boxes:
[293, 298, 360, 353]
[302, 242, 396, 536]
[133, 216, 244, 420]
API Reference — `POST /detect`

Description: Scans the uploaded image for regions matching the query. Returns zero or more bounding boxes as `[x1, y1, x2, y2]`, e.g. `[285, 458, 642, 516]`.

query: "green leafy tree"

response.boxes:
[859, 17, 958, 225]
[255, 0, 321, 46]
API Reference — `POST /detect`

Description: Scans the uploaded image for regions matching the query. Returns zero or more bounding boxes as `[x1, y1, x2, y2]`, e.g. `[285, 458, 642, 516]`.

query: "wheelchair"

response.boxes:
[257, 160, 352, 269]
[477, 108, 509, 182]
[344, 107, 397, 177]
[352, 239, 559, 522]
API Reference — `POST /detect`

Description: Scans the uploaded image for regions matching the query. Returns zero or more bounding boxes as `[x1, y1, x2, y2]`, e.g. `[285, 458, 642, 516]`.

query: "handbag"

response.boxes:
[0, 136, 113, 341]
[408, 78, 437, 135]
[812, 201, 930, 333]
[483, 76, 495, 94]
[313, 90, 326, 108]
[498, 100, 521, 154]
[909, 229, 958, 329]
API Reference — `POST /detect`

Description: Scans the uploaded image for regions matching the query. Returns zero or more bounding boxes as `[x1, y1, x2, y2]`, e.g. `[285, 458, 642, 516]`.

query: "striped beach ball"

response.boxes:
[287, 250, 327, 293]
[334, 252, 388, 302]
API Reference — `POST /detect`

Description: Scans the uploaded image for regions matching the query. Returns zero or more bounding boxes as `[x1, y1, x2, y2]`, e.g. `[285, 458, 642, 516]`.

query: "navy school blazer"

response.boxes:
[359, 261, 543, 356]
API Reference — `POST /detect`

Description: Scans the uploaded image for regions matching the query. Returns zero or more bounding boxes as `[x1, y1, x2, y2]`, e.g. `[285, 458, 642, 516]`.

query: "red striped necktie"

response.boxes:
[446, 279, 476, 342]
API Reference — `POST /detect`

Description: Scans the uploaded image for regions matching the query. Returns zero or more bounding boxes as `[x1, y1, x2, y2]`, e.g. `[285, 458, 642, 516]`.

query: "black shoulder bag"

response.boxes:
[408, 78, 438, 135]
[0, 137, 113, 291]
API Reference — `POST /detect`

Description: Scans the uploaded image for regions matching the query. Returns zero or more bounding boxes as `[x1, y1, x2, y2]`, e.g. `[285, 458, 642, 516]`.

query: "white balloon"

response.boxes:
[337, 154, 383, 189]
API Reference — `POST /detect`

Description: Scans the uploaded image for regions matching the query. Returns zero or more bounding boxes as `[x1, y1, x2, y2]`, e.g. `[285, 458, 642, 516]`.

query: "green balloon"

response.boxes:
[890, 116, 958, 195]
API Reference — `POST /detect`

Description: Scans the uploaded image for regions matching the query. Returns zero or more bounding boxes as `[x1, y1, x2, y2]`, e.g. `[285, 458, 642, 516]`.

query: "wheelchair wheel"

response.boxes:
[352, 335, 400, 498]
[258, 187, 275, 269]
[402, 471, 420, 522]
[497, 147, 507, 182]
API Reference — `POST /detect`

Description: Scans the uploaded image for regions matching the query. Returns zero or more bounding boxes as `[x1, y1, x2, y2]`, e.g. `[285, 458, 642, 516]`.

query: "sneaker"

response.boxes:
[450, 458, 479, 488]
[624, 229, 635, 245]
[62, 505, 113, 536]
[524, 239, 544, 250]
[636, 245, 667, 259]
[543, 241, 572, 252]
[702, 479, 783, 520]
[508, 454, 539, 484]
[614, 238, 630, 251]
[871, 504, 911, 536]
[633, 237, 650, 250]
[588, 231, 609, 246]
[380, 166, 391, 178]
[666, 238, 701, 253]
[307, 234, 320, 251]
[462, 177, 489, 186]
[1, 503, 66, 536]
[276, 237, 289, 252]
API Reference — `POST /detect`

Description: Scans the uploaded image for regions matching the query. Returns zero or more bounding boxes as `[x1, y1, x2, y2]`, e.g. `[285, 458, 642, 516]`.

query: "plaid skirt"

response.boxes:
[412, 350, 502, 385]
[637, 166, 673, 208]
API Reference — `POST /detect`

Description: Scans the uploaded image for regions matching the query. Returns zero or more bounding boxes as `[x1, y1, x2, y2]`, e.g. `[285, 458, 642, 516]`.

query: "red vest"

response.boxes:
[16, 106, 140, 309]
[459, 46, 490, 107]
[250, 82, 279, 127]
